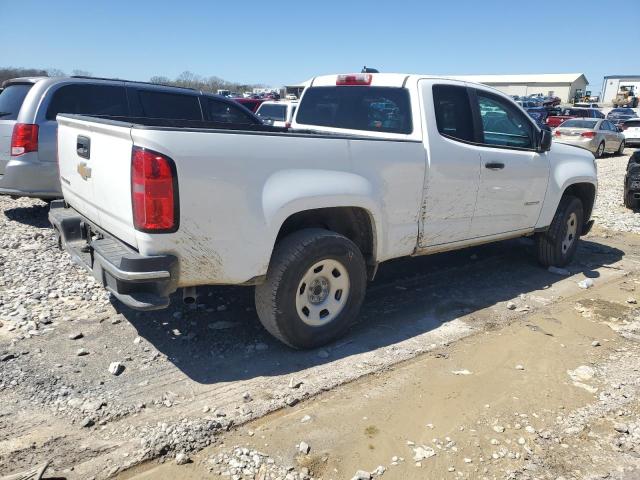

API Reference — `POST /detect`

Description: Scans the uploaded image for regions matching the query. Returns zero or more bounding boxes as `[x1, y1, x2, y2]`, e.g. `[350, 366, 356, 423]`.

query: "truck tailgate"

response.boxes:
[57, 115, 138, 248]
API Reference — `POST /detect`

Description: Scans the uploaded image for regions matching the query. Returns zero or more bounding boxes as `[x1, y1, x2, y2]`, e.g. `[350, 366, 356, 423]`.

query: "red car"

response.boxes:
[546, 107, 604, 128]
[232, 97, 267, 113]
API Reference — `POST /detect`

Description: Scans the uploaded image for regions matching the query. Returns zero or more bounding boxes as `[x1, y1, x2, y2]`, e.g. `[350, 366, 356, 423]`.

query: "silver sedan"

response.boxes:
[552, 118, 626, 158]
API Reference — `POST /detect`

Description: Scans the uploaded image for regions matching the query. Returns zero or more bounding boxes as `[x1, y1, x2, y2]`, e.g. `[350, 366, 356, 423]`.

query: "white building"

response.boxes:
[453, 74, 588, 103]
[286, 74, 588, 103]
[601, 75, 640, 105]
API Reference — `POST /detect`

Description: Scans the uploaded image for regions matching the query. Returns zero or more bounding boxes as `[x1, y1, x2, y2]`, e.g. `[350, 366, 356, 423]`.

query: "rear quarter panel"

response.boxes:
[130, 129, 426, 286]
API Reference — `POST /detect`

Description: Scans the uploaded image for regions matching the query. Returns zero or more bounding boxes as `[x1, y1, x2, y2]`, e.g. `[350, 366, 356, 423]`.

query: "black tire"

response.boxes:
[625, 192, 639, 210]
[535, 195, 584, 268]
[255, 228, 367, 349]
[617, 140, 626, 155]
[595, 142, 605, 158]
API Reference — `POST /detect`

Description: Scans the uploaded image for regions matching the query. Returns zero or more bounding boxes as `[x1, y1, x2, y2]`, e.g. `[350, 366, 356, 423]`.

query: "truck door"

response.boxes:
[417, 80, 482, 247]
[467, 88, 549, 237]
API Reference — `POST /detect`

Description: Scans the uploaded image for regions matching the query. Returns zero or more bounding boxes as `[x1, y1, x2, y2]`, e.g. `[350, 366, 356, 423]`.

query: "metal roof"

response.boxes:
[452, 73, 588, 84]
[603, 75, 640, 79]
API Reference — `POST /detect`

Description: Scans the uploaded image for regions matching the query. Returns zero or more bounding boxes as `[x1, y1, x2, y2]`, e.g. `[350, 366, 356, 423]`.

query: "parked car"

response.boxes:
[232, 97, 267, 112]
[546, 107, 604, 128]
[524, 106, 549, 128]
[574, 102, 600, 109]
[255, 100, 298, 127]
[607, 108, 638, 128]
[0, 76, 263, 200]
[51, 72, 596, 349]
[552, 118, 625, 157]
[621, 118, 640, 146]
[624, 151, 640, 209]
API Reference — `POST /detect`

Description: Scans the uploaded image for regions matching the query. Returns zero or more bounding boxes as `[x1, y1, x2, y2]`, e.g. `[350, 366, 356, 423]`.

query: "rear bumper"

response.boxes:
[48, 200, 178, 310]
[0, 158, 62, 199]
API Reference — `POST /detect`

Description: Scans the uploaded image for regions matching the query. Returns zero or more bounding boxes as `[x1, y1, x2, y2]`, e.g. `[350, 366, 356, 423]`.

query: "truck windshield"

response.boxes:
[296, 86, 412, 134]
[0, 83, 33, 120]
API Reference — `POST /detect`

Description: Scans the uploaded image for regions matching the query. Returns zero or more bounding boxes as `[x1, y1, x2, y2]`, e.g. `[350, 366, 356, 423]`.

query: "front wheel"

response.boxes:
[536, 195, 584, 267]
[617, 140, 626, 155]
[595, 142, 605, 158]
[255, 228, 367, 349]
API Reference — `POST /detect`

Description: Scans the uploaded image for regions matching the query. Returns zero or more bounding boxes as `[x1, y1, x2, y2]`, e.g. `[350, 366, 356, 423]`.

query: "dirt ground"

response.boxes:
[120, 228, 640, 480]
[1, 151, 639, 480]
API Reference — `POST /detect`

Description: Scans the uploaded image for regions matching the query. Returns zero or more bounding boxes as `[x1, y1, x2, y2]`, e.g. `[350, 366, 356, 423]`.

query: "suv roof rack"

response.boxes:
[69, 75, 197, 91]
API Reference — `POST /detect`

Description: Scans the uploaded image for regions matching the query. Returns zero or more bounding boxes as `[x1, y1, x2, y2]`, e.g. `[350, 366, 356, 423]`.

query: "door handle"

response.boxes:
[485, 162, 505, 170]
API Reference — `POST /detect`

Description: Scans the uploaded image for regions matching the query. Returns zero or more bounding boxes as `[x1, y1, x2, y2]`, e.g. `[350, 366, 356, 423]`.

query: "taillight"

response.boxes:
[336, 73, 373, 86]
[285, 121, 291, 128]
[581, 131, 596, 138]
[555, 130, 562, 136]
[131, 147, 178, 233]
[11, 123, 39, 156]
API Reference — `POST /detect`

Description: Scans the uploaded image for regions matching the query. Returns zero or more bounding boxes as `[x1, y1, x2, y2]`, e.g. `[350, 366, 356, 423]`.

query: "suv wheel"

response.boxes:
[536, 195, 584, 267]
[625, 192, 639, 210]
[255, 228, 367, 349]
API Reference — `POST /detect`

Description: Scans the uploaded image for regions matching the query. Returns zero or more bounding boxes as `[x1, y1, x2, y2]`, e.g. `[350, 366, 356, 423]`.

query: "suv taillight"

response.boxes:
[131, 146, 178, 232]
[11, 123, 39, 156]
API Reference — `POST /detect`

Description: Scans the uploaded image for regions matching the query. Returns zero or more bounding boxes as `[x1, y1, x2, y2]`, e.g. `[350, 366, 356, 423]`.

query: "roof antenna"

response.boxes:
[361, 66, 379, 73]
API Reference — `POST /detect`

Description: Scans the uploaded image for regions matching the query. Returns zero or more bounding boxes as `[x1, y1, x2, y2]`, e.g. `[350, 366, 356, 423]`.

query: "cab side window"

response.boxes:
[475, 91, 534, 149]
[432, 85, 475, 142]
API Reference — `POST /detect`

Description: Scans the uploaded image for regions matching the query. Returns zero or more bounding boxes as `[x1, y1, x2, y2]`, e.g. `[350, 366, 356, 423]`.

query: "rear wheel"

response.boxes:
[595, 142, 605, 158]
[536, 195, 584, 267]
[255, 228, 367, 349]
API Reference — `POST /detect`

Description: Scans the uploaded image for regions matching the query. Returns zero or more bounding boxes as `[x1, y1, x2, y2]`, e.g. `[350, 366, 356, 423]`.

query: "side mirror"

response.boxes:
[539, 128, 552, 152]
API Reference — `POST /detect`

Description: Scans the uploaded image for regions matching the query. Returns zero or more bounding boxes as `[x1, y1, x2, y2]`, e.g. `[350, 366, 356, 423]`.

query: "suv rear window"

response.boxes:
[296, 86, 412, 134]
[46, 84, 128, 120]
[0, 84, 33, 120]
[256, 104, 287, 121]
[136, 90, 202, 120]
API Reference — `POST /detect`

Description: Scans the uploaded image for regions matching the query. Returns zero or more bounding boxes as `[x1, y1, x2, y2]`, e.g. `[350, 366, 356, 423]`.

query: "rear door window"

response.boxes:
[0, 84, 33, 120]
[205, 99, 256, 124]
[296, 86, 413, 134]
[46, 84, 128, 120]
[432, 85, 475, 142]
[136, 90, 202, 120]
[475, 91, 535, 149]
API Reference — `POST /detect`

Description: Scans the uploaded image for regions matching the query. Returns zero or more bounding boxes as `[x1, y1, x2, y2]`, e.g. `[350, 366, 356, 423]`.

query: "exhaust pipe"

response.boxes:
[182, 286, 197, 305]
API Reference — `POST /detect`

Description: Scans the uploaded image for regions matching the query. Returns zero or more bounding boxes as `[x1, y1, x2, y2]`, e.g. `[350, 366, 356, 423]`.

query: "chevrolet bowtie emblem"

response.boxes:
[77, 162, 92, 181]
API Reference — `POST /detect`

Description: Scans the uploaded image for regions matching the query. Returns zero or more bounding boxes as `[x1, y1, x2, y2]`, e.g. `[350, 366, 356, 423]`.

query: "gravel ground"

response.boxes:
[0, 148, 639, 479]
[592, 149, 640, 233]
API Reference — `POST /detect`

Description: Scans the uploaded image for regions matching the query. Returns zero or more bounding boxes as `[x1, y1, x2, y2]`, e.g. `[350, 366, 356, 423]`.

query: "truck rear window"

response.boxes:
[0, 84, 33, 120]
[296, 86, 412, 134]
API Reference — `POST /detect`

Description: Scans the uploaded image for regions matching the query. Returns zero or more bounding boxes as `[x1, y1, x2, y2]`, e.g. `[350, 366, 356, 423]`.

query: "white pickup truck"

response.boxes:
[50, 73, 597, 349]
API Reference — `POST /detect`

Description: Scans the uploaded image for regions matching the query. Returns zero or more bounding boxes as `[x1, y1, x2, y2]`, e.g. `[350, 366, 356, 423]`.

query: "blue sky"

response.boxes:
[1, 0, 637, 94]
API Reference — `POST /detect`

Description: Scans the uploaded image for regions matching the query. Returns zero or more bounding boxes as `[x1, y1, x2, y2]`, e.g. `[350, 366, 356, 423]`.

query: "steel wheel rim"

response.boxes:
[562, 212, 578, 254]
[295, 259, 350, 327]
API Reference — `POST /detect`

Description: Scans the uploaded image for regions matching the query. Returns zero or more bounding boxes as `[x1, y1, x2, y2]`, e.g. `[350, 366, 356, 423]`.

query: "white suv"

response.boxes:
[255, 100, 298, 128]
